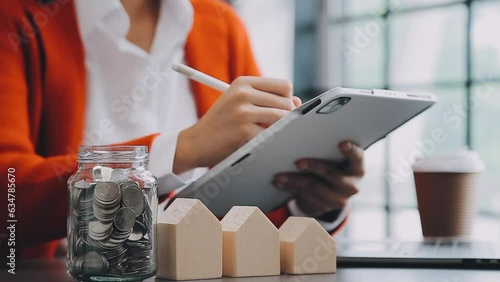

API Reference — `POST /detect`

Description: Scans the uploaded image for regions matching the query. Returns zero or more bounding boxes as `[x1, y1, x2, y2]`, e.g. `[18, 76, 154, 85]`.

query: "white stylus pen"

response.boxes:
[172, 63, 230, 92]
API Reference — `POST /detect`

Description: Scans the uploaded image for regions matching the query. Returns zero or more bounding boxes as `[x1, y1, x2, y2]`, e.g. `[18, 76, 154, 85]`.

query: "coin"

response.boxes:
[127, 222, 145, 241]
[124, 237, 153, 273]
[87, 236, 119, 250]
[94, 182, 120, 203]
[93, 202, 120, 222]
[75, 238, 88, 255]
[114, 207, 136, 232]
[139, 195, 153, 234]
[120, 181, 139, 192]
[71, 255, 84, 274]
[75, 185, 95, 212]
[102, 245, 126, 259]
[71, 188, 81, 207]
[88, 221, 113, 241]
[83, 251, 109, 274]
[89, 220, 112, 234]
[122, 185, 144, 216]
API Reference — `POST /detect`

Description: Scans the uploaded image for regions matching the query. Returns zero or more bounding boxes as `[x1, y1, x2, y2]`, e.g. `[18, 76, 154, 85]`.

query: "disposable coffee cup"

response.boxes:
[412, 150, 485, 238]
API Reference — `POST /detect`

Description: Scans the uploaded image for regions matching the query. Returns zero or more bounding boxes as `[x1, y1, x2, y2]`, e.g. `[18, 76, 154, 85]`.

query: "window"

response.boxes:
[294, 0, 500, 240]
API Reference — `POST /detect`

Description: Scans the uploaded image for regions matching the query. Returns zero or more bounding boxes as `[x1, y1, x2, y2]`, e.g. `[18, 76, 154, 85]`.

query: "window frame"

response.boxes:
[294, 0, 500, 238]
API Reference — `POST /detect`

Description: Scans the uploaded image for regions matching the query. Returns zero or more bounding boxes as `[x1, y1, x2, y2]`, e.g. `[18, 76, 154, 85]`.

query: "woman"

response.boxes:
[0, 0, 364, 259]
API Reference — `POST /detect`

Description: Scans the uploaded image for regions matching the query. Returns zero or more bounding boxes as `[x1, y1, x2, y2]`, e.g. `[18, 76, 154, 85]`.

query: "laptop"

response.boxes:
[336, 238, 500, 268]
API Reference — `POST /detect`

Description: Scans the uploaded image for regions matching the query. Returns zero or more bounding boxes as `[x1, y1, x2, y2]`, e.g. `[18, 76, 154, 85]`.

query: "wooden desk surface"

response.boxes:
[1, 259, 499, 282]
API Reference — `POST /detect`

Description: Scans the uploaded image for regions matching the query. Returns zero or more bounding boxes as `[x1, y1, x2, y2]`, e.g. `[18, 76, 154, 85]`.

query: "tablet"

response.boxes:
[176, 87, 436, 216]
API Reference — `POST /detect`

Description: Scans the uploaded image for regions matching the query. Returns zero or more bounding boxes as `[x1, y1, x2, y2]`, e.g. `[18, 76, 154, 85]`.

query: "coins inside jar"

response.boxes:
[69, 168, 154, 278]
[122, 184, 145, 216]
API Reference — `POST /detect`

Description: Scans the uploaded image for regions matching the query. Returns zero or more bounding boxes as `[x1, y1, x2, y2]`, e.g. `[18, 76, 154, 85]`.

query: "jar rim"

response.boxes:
[78, 145, 148, 163]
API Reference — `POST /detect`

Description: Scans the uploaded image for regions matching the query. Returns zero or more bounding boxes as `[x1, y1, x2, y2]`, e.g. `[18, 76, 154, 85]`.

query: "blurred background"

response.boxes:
[231, 0, 500, 241]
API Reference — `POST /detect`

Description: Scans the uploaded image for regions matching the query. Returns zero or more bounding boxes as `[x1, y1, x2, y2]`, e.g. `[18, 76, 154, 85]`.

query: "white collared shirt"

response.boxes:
[75, 0, 206, 196]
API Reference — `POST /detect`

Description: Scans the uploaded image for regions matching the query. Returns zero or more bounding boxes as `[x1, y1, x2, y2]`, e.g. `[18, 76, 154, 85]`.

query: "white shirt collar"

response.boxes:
[74, 0, 124, 41]
[151, 0, 194, 58]
[75, 0, 194, 55]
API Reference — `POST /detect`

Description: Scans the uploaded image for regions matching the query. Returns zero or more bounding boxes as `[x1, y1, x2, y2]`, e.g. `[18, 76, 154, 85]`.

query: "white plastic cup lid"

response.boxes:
[412, 149, 485, 173]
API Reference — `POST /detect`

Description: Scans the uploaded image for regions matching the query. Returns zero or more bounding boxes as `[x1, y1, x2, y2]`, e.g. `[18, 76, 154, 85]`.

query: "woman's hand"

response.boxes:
[274, 141, 364, 218]
[174, 76, 299, 174]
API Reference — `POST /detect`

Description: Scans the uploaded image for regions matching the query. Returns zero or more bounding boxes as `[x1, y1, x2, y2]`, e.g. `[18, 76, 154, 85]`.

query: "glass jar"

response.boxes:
[66, 146, 158, 282]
